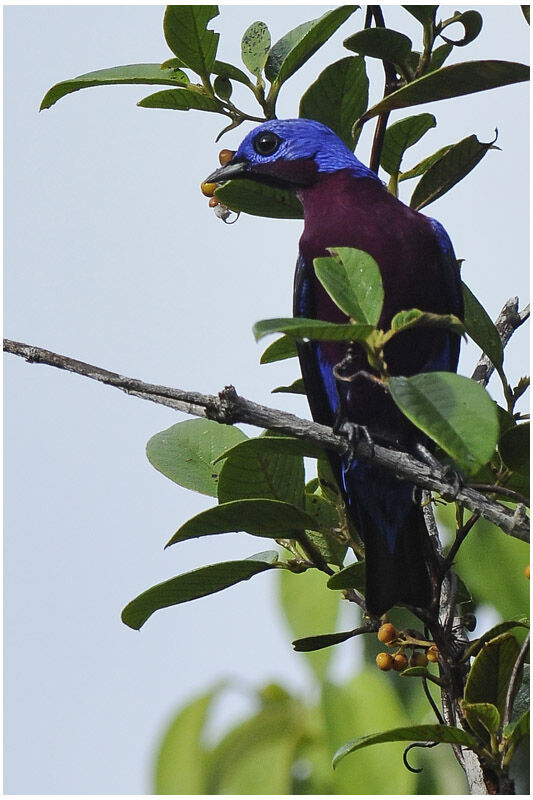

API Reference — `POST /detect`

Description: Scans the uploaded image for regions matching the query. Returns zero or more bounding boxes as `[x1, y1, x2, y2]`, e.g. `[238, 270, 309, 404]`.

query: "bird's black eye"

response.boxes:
[253, 131, 281, 157]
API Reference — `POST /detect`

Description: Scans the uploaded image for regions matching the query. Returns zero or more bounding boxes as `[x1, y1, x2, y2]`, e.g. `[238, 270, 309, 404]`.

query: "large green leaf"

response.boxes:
[166, 498, 321, 547]
[461, 701, 500, 744]
[388, 308, 465, 337]
[463, 619, 530, 661]
[324, 673, 418, 792]
[299, 57, 368, 149]
[212, 59, 251, 86]
[410, 134, 497, 210]
[260, 335, 299, 364]
[357, 61, 529, 125]
[253, 317, 373, 343]
[464, 633, 522, 724]
[215, 180, 303, 219]
[499, 423, 530, 475]
[462, 282, 504, 369]
[241, 21, 271, 76]
[389, 372, 499, 473]
[146, 418, 247, 497]
[138, 87, 223, 112]
[217, 434, 324, 462]
[40, 64, 189, 110]
[265, 6, 359, 86]
[279, 567, 340, 681]
[333, 724, 478, 768]
[163, 5, 219, 78]
[327, 561, 366, 591]
[122, 551, 278, 629]
[206, 690, 308, 793]
[380, 113, 436, 176]
[154, 689, 217, 793]
[344, 28, 413, 63]
[217, 438, 305, 507]
[314, 247, 384, 325]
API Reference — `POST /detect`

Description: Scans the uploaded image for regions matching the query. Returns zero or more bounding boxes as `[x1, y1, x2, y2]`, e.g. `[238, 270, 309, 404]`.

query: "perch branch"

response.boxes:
[4, 337, 528, 543]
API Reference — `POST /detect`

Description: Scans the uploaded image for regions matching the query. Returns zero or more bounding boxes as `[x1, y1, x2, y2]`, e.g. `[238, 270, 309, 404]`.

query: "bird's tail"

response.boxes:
[342, 462, 437, 616]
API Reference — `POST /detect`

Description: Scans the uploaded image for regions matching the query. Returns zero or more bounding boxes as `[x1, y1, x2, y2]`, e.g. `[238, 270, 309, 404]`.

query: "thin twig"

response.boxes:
[4, 338, 529, 543]
[502, 631, 530, 730]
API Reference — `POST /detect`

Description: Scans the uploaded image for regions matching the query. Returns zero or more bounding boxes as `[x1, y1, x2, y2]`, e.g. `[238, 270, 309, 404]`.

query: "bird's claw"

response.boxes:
[413, 443, 462, 501]
[334, 420, 375, 466]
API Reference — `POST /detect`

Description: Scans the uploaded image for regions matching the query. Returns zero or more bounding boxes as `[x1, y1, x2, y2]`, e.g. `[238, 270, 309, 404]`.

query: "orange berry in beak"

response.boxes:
[218, 149, 235, 166]
[201, 181, 217, 197]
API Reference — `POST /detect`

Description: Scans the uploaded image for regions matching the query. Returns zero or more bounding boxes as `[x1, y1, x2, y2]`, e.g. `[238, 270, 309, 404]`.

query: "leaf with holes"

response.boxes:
[163, 5, 219, 78]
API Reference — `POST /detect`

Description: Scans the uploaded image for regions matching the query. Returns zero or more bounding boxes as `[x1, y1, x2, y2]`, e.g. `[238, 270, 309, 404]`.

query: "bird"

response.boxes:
[205, 118, 463, 616]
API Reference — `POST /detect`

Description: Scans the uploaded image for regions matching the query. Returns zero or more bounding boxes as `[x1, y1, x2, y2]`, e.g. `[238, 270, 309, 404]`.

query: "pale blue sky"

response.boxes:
[4, 4, 529, 794]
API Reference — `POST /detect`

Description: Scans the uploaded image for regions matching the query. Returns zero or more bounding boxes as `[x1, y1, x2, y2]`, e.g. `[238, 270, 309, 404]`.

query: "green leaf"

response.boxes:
[212, 59, 251, 86]
[521, 6, 530, 25]
[304, 529, 346, 568]
[440, 10, 483, 47]
[241, 21, 271, 76]
[410, 133, 497, 210]
[314, 247, 384, 325]
[146, 418, 247, 497]
[299, 56, 368, 149]
[389, 372, 499, 473]
[333, 724, 479, 768]
[265, 6, 359, 86]
[279, 567, 339, 681]
[215, 180, 303, 219]
[429, 43, 454, 71]
[40, 64, 189, 110]
[463, 619, 530, 661]
[462, 282, 504, 369]
[402, 6, 437, 25]
[380, 113, 436, 176]
[138, 87, 223, 112]
[327, 561, 366, 591]
[163, 5, 219, 78]
[505, 709, 530, 757]
[122, 551, 278, 629]
[272, 378, 306, 395]
[357, 61, 530, 125]
[214, 75, 232, 100]
[155, 689, 217, 793]
[216, 434, 324, 464]
[293, 629, 358, 651]
[217, 438, 305, 507]
[399, 144, 453, 182]
[388, 308, 465, 337]
[464, 633, 522, 718]
[260, 335, 299, 364]
[253, 317, 374, 343]
[499, 423, 530, 476]
[344, 28, 413, 63]
[166, 498, 321, 547]
[323, 673, 418, 793]
[461, 701, 500, 742]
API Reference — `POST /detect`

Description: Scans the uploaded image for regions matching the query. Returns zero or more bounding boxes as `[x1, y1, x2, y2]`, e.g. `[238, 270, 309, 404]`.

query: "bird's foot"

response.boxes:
[413, 443, 463, 501]
[334, 419, 375, 466]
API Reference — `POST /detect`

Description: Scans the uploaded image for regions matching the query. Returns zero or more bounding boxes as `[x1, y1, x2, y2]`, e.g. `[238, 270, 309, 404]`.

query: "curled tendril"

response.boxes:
[402, 740, 439, 773]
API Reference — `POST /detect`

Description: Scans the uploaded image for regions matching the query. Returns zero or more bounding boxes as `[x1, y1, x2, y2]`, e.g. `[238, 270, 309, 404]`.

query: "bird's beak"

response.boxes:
[204, 158, 249, 184]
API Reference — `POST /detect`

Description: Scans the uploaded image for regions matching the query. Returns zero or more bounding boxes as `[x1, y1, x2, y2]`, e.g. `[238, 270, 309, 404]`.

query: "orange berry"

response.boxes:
[200, 181, 217, 197]
[376, 652, 394, 671]
[377, 623, 397, 644]
[525, 564, 530, 580]
[409, 651, 428, 668]
[393, 653, 408, 671]
[208, 196, 219, 207]
[427, 645, 439, 663]
[218, 148, 235, 166]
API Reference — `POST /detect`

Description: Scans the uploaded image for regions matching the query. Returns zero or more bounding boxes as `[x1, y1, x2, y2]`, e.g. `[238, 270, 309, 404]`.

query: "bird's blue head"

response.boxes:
[205, 119, 379, 189]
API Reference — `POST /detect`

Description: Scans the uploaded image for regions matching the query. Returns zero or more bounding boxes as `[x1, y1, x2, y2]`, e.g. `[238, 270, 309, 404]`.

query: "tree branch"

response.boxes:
[4, 337, 529, 543]
[471, 298, 530, 387]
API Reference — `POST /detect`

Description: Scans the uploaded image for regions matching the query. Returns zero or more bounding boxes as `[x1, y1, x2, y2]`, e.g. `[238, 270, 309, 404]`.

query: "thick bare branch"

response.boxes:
[4, 337, 529, 543]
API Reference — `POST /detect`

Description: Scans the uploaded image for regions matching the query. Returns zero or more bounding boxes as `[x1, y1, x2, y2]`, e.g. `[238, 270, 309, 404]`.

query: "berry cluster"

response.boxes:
[200, 150, 239, 224]
[375, 622, 439, 672]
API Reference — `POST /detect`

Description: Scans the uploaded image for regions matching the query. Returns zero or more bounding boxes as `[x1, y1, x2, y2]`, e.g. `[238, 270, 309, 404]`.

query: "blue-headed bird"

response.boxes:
[206, 119, 463, 615]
